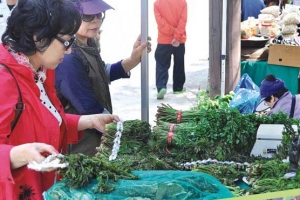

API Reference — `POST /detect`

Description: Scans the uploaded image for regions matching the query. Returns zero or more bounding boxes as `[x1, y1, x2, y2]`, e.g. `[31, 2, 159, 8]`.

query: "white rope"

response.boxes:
[109, 121, 123, 161]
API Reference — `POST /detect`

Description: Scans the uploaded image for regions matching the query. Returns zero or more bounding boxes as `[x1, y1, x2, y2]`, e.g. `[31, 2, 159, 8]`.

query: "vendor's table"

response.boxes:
[241, 60, 299, 94]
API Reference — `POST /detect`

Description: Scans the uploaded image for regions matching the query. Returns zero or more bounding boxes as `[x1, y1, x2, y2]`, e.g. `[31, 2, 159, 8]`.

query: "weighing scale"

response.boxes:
[251, 124, 298, 158]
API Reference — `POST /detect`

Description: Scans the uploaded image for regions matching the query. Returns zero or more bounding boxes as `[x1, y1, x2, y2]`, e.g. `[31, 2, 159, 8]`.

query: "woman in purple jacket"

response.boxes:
[260, 74, 300, 177]
[260, 74, 300, 120]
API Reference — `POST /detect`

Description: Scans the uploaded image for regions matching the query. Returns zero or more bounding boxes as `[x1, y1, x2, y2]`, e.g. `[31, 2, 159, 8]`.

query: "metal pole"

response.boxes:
[221, 0, 227, 97]
[141, 0, 149, 122]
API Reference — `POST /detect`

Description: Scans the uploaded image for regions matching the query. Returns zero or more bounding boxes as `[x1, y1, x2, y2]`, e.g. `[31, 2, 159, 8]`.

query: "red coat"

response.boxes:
[0, 44, 81, 199]
[154, 0, 187, 44]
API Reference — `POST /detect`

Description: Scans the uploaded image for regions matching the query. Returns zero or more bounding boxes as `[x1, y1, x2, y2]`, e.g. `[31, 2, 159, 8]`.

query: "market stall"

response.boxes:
[241, 4, 300, 94]
[41, 94, 300, 199]
[39, 2, 300, 200]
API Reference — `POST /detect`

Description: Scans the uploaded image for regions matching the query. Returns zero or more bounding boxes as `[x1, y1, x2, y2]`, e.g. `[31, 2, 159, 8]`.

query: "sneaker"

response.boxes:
[157, 88, 167, 99]
[173, 88, 186, 94]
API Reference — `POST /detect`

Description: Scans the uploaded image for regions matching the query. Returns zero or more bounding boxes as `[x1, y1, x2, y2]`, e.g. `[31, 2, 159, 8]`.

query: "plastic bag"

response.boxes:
[229, 74, 260, 114]
[234, 73, 260, 93]
[260, 5, 280, 17]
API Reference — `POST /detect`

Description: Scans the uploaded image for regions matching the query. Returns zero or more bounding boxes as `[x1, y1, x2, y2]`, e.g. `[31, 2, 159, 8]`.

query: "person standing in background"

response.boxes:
[154, 0, 187, 100]
[241, 0, 266, 21]
[0, 0, 17, 38]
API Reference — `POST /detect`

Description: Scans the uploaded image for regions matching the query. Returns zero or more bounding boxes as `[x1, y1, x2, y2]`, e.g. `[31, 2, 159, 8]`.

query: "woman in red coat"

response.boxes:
[0, 0, 119, 199]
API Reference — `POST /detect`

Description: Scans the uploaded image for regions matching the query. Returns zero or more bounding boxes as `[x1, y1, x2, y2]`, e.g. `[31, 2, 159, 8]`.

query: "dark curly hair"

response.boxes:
[2, 0, 82, 55]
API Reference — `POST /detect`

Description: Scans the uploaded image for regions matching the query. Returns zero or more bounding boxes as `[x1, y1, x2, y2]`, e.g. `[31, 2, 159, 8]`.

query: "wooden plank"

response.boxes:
[225, 0, 241, 94]
[209, 0, 223, 98]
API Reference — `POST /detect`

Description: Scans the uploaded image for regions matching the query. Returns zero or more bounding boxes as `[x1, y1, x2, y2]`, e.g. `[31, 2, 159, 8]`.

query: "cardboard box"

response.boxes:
[268, 44, 300, 68]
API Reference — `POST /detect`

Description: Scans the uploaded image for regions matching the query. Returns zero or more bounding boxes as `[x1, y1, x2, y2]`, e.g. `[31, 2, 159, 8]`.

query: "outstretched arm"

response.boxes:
[78, 114, 120, 133]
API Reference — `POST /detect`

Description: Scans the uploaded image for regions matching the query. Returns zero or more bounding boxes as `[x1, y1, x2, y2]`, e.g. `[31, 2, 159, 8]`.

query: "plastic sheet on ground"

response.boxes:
[44, 170, 234, 200]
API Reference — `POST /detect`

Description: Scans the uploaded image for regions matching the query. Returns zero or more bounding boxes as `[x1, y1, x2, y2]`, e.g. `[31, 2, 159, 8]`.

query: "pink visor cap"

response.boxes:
[74, 0, 114, 15]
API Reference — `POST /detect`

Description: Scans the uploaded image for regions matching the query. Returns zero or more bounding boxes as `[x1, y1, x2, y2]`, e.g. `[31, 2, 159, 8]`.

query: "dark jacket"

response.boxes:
[55, 38, 129, 156]
[242, 0, 266, 21]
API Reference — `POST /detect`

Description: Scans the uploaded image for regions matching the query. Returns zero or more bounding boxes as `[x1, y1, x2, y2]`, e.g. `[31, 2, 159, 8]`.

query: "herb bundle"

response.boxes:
[97, 119, 151, 157]
[153, 107, 299, 162]
[58, 153, 138, 193]
[155, 91, 234, 124]
[193, 159, 300, 196]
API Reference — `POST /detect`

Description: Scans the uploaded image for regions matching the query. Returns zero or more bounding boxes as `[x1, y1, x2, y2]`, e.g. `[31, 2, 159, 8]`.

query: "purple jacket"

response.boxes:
[269, 91, 300, 120]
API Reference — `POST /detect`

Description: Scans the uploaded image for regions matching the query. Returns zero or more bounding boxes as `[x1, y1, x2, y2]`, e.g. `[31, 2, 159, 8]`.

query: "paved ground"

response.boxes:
[100, 0, 209, 125]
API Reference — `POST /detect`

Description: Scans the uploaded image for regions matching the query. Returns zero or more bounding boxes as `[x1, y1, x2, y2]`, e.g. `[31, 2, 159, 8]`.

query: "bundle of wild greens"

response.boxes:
[193, 164, 246, 187]
[245, 159, 289, 186]
[155, 91, 234, 124]
[97, 120, 151, 158]
[242, 159, 300, 195]
[152, 109, 299, 162]
[150, 121, 201, 161]
[58, 153, 138, 193]
[248, 174, 300, 194]
[155, 103, 203, 124]
[96, 119, 180, 171]
[192, 159, 300, 196]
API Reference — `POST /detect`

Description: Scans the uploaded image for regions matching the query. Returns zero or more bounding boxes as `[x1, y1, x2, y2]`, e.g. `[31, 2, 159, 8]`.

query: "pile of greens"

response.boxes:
[193, 159, 300, 196]
[153, 106, 299, 162]
[58, 91, 300, 197]
[58, 120, 179, 193]
[58, 153, 138, 193]
[155, 90, 234, 124]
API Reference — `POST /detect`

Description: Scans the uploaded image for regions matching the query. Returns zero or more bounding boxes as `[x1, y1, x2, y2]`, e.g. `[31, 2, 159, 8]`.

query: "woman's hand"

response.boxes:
[133, 35, 152, 54]
[10, 143, 58, 170]
[121, 35, 152, 72]
[78, 114, 120, 133]
[131, 35, 152, 62]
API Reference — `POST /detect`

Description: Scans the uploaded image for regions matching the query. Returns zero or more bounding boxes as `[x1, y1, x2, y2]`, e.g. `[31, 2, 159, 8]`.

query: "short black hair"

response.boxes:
[2, 0, 82, 55]
[264, 0, 279, 6]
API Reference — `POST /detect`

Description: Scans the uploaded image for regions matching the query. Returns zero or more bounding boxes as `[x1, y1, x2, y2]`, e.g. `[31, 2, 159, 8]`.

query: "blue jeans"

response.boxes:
[155, 43, 186, 92]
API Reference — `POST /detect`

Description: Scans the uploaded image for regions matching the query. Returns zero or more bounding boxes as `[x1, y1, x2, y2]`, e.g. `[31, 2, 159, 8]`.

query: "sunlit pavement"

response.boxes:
[100, 0, 209, 125]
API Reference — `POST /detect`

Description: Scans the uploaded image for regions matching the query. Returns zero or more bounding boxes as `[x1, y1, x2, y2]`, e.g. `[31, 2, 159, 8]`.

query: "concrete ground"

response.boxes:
[100, 0, 209, 125]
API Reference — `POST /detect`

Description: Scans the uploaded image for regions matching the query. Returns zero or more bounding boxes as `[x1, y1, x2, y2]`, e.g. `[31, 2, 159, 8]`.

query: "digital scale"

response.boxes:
[251, 124, 298, 158]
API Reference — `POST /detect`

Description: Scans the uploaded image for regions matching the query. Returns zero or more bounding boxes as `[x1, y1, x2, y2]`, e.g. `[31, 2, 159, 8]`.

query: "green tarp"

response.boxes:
[241, 60, 299, 94]
[44, 170, 234, 200]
